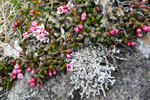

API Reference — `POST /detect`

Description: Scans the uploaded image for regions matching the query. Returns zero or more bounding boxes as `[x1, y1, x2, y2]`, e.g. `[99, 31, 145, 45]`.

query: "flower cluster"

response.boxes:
[28, 78, 40, 87]
[136, 25, 150, 37]
[66, 49, 72, 58]
[30, 22, 50, 43]
[10, 63, 23, 79]
[57, 1, 73, 14]
[49, 69, 57, 77]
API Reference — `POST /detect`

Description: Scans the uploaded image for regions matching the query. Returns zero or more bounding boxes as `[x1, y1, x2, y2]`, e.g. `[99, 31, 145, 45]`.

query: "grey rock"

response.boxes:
[6, 36, 150, 100]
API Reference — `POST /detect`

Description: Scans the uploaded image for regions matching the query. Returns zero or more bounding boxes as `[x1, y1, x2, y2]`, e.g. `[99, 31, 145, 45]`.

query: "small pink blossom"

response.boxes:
[14, 22, 19, 27]
[30, 83, 36, 86]
[142, 25, 149, 31]
[17, 73, 23, 79]
[22, 31, 29, 37]
[109, 30, 115, 35]
[29, 78, 36, 83]
[30, 27, 35, 32]
[136, 28, 142, 33]
[12, 24, 16, 28]
[57, 6, 64, 14]
[127, 42, 131, 46]
[37, 83, 40, 87]
[114, 29, 119, 34]
[27, 67, 32, 72]
[12, 70, 17, 74]
[14, 64, 20, 69]
[66, 54, 71, 58]
[31, 21, 39, 26]
[11, 60, 16, 64]
[30, 10, 36, 14]
[31, 70, 34, 74]
[67, 49, 71, 53]
[63, 10, 68, 14]
[130, 41, 135, 46]
[49, 71, 53, 77]
[74, 27, 80, 33]
[52, 70, 56, 75]
[138, 33, 143, 37]
[13, 75, 17, 79]
[66, 62, 74, 71]
[17, 69, 22, 73]
[78, 24, 84, 30]
[10, 73, 14, 77]
[81, 12, 86, 22]
[63, 5, 68, 9]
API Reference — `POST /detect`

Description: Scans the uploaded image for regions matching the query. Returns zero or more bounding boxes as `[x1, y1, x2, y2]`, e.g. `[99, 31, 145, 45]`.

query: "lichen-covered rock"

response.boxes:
[6, 38, 150, 100]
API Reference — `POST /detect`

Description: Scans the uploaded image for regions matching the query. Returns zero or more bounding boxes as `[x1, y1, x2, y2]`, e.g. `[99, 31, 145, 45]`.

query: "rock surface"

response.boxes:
[6, 33, 150, 100]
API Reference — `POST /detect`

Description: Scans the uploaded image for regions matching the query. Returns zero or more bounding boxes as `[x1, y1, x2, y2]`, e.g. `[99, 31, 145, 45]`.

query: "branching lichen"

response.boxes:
[67, 43, 118, 98]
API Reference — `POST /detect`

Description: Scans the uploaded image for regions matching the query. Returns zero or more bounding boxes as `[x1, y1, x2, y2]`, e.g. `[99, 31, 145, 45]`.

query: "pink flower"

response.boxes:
[11, 60, 16, 64]
[14, 64, 20, 69]
[49, 71, 53, 77]
[66, 62, 74, 71]
[12, 24, 16, 28]
[142, 25, 149, 31]
[17, 73, 23, 79]
[13, 75, 17, 79]
[52, 70, 56, 75]
[63, 10, 68, 14]
[30, 83, 36, 86]
[127, 42, 131, 46]
[63, 5, 68, 9]
[17, 69, 22, 73]
[31, 21, 39, 26]
[14, 22, 19, 27]
[10, 73, 14, 77]
[29, 78, 36, 83]
[138, 33, 143, 37]
[130, 41, 135, 46]
[67, 49, 71, 53]
[30, 27, 35, 32]
[74, 27, 80, 33]
[30, 10, 36, 14]
[57, 6, 64, 14]
[27, 67, 32, 72]
[136, 28, 142, 33]
[81, 12, 86, 22]
[31, 70, 34, 74]
[66, 54, 71, 58]
[114, 29, 119, 34]
[22, 32, 29, 37]
[37, 83, 40, 87]
[109, 30, 115, 35]
[12, 70, 17, 74]
[78, 24, 84, 30]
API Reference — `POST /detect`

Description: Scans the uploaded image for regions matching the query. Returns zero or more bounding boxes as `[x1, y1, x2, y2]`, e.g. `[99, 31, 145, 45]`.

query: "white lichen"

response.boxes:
[68, 43, 117, 99]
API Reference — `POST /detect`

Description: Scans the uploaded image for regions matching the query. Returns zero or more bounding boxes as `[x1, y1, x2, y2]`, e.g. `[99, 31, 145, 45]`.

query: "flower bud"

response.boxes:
[14, 22, 19, 27]
[12, 70, 17, 74]
[11, 60, 16, 64]
[29, 78, 36, 83]
[130, 42, 135, 46]
[78, 24, 84, 30]
[127, 42, 131, 46]
[37, 83, 40, 87]
[136, 28, 141, 33]
[63, 10, 68, 14]
[17, 69, 22, 73]
[67, 49, 71, 53]
[53, 70, 56, 75]
[49, 71, 53, 77]
[12, 24, 16, 28]
[30, 10, 36, 14]
[30, 83, 36, 86]
[13, 75, 17, 79]
[22, 32, 29, 37]
[74, 27, 80, 33]
[109, 30, 115, 35]
[114, 29, 119, 34]
[27, 67, 32, 72]
[66, 54, 71, 58]
[31, 70, 34, 74]
[142, 25, 149, 31]
[138, 33, 143, 37]
[10, 73, 14, 77]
